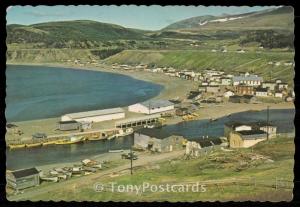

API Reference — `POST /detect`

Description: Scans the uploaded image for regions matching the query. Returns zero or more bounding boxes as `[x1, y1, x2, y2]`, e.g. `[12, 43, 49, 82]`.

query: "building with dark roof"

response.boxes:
[229, 130, 267, 148]
[133, 129, 184, 152]
[58, 120, 80, 131]
[6, 168, 40, 190]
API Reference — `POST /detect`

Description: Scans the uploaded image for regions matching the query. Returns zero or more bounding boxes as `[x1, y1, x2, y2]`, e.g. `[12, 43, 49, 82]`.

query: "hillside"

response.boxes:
[163, 6, 293, 32]
[6, 20, 147, 48]
[104, 49, 294, 84]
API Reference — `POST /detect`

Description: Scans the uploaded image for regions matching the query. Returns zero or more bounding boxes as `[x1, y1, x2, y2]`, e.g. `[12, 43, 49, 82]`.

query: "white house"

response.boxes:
[220, 78, 232, 86]
[224, 91, 235, 98]
[128, 100, 175, 114]
[61, 108, 125, 123]
[232, 74, 263, 86]
[275, 92, 283, 98]
[262, 82, 277, 91]
[255, 88, 268, 97]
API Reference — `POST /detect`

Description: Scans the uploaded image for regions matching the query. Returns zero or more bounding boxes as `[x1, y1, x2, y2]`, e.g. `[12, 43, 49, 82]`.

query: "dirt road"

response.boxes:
[8, 149, 185, 201]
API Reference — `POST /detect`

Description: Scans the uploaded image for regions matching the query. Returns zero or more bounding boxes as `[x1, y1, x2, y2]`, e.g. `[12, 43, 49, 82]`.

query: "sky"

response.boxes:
[6, 5, 277, 30]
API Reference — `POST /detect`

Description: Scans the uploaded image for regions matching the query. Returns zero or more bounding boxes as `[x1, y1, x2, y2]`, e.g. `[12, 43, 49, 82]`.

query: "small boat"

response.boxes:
[116, 128, 133, 137]
[42, 140, 57, 146]
[108, 149, 124, 153]
[210, 118, 218, 122]
[25, 142, 42, 148]
[55, 136, 84, 145]
[107, 134, 116, 140]
[144, 125, 155, 128]
[87, 136, 103, 141]
[40, 176, 59, 182]
[8, 144, 26, 149]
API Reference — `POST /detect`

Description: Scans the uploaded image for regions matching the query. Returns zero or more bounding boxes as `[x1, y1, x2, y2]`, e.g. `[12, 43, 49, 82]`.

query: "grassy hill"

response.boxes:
[105, 49, 294, 84]
[6, 20, 147, 48]
[163, 6, 293, 32]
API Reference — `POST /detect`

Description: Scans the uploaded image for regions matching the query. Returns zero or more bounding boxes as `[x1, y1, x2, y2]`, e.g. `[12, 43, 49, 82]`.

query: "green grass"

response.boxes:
[29, 137, 294, 201]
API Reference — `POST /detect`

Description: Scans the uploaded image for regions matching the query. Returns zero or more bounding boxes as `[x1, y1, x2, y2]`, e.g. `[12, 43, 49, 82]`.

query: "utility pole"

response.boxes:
[130, 146, 133, 175]
[267, 105, 270, 141]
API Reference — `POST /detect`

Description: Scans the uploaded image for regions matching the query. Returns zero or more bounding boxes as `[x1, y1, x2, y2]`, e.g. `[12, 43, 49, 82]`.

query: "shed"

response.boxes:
[6, 168, 40, 190]
[58, 120, 80, 131]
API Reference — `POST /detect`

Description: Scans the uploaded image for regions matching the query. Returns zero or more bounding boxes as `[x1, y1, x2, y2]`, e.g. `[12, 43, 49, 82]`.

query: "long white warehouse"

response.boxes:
[128, 100, 174, 114]
[61, 107, 125, 123]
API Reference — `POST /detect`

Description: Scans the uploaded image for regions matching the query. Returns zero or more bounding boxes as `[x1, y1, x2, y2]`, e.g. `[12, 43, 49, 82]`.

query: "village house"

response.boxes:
[229, 95, 257, 104]
[235, 85, 254, 95]
[262, 82, 277, 91]
[275, 91, 284, 98]
[175, 107, 189, 116]
[252, 122, 277, 138]
[278, 82, 289, 90]
[198, 85, 206, 92]
[6, 167, 40, 190]
[224, 122, 253, 138]
[229, 130, 267, 148]
[220, 78, 232, 86]
[206, 85, 220, 93]
[133, 129, 185, 152]
[223, 90, 235, 98]
[255, 87, 269, 97]
[187, 91, 202, 101]
[232, 74, 263, 86]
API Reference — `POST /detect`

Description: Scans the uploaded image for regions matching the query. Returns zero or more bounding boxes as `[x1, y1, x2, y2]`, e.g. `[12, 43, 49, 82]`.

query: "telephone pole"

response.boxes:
[267, 105, 270, 140]
[130, 146, 133, 175]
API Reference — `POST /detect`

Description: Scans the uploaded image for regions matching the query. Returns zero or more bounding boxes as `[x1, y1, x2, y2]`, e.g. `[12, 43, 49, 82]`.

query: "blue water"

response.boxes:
[6, 109, 294, 170]
[5, 65, 163, 122]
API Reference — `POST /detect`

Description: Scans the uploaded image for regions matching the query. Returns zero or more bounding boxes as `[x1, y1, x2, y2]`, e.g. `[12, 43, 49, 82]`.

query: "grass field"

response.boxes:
[29, 136, 294, 202]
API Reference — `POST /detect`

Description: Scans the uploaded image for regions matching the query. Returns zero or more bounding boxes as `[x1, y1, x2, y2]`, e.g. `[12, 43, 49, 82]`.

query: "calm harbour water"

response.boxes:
[6, 65, 163, 122]
[6, 109, 294, 170]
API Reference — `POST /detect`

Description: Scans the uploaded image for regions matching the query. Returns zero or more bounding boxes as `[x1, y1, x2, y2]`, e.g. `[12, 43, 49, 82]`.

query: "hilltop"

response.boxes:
[6, 20, 146, 48]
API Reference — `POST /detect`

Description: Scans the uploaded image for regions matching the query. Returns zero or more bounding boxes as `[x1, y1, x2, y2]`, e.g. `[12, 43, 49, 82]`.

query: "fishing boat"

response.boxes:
[116, 128, 133, 137]
[87, 135, 103, 141]
[55, 136, 84, 145]
[8, 143, 26, 149]
[107, 134, 116, 140]
[42, 140, 57, 146]
[25, 142, 42, 148]
[210, 118, 218, 122]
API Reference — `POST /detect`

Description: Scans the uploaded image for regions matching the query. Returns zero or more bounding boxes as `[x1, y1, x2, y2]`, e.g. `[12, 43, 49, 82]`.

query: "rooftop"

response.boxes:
[139, 100, 174, 109]
[64, 107, 124, 119]
[11, 168, 39, 178]
[237, 130, 267, 136]
[233, 75, 263, 82]
[135, 128, 173, 139]
[115, 114, 161, 125]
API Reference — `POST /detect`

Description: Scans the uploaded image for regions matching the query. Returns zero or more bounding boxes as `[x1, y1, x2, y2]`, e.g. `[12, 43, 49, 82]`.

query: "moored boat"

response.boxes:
[116, 128, 133, 137]
[8, 143, 26, 149]
[55, 136, 84, 145]
[25, 142, 42, 148]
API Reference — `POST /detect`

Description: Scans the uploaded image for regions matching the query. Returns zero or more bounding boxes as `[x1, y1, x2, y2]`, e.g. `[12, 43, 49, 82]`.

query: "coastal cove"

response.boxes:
[6, 65, 164, 122]
[6, 108, 295, 170]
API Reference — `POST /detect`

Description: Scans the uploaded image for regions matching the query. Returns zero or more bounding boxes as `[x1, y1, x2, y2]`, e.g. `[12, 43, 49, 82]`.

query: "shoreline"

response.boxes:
[6, 62, 294, 141]
[7, 62, 198, 101]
